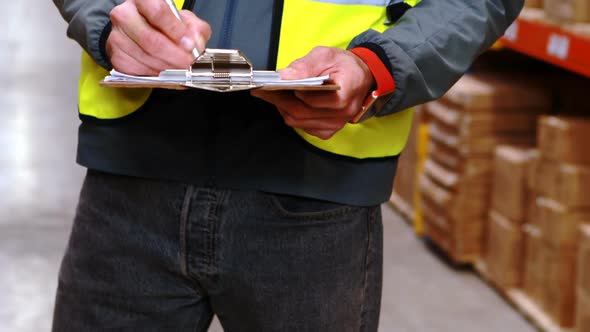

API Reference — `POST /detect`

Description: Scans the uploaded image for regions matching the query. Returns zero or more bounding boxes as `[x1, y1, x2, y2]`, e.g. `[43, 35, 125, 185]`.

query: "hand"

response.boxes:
[107, 0, 211, 75]
[250, 46, 375, 140]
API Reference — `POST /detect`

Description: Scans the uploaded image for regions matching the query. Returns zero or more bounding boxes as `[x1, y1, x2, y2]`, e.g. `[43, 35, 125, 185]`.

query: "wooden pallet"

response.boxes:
[421, 215, 480, 266]
[418, 235, 475, 269]
[507, 290, 572, 332]
[474, 260, 572, 332]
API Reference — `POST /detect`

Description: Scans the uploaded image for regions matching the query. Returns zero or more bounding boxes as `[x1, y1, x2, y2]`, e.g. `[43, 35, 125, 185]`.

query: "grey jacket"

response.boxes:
[54, 0, 524, 116]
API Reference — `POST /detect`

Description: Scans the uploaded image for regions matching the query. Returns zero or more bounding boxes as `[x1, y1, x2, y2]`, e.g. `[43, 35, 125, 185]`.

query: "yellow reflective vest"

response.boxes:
[78, 0, 420, 159]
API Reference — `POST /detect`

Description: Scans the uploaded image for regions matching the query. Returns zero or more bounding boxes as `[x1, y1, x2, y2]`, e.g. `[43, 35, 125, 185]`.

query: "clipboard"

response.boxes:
[100, 48, 340, 92]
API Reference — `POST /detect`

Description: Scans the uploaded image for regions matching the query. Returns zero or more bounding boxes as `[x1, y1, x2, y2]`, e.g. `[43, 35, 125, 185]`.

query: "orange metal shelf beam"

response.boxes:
[499, 16, 590, 78]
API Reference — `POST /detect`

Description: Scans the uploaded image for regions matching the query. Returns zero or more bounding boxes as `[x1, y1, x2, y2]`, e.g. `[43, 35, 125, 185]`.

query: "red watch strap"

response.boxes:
[350, 47, 396, 95]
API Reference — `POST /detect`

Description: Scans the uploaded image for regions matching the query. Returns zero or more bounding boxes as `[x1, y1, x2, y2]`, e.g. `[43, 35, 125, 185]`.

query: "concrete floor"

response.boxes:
[0, 1, 538, 331]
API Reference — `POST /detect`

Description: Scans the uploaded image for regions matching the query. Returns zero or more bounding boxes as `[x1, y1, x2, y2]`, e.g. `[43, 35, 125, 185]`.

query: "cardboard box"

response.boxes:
[442, 73, 553, 111]
[419, 173, 485, 261]
[422, 211, 484, 264]
[421, 192, 452, 234]
[544, 242, 578, 327]
[544, 0, 590, 23]
[420, 179, 485, 233]
[486, 210, 524, 288]
[393, 108, 421, 212]
[535, 159, 590, 209]
[427, 137, 494, 176]
[526, 149, 540, 192]
[424, 100, 539, 136]
[423, 158, 492, 195]
[579, 225, 590, 295]
[538, 116, 590, 166]
[525, 0, 543, 8]
[536, 197, 590, 249]
[576, 289, 590, 332]
[419, 173, 453, 234]
[420, 166, 489, 219]
[522, 223, 547, 306]
[453, 219, 485, 260]
[429, 121, 534, 157]
[423, 213, 451, 254]
[428, 138, 464, 170]
[491, 146, 536, 223]
[527, 194, 539, 227]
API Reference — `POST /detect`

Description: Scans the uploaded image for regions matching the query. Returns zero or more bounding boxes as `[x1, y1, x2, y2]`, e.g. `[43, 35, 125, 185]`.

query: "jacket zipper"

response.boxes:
[219, 0, 238, 48]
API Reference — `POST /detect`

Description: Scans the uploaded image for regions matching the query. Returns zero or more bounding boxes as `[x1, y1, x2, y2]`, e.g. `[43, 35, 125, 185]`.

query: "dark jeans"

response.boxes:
[52, 170, 383, 331]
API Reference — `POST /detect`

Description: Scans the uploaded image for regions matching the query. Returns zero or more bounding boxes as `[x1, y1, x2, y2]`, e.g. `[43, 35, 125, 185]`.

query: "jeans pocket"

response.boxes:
[264, 192, 357, 220]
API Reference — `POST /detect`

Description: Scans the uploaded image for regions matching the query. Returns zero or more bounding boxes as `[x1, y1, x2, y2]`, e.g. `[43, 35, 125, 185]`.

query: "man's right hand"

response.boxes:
[107, 0, 211, 75]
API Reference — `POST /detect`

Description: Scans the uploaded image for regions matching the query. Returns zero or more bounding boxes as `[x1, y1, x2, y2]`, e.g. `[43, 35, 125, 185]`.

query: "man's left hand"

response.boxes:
[250, 46, 375, 140]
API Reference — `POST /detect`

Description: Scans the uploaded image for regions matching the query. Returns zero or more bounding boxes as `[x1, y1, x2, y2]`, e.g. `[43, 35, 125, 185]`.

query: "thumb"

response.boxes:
[278, 47, 337, 80]
[278, 67, 306, 80]
[278, 56, 318, 80]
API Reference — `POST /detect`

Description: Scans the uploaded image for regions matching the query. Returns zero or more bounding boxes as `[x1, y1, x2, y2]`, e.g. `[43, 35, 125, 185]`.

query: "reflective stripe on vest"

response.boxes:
[77, 0, 419, 158]
[277, 0, 420, 159]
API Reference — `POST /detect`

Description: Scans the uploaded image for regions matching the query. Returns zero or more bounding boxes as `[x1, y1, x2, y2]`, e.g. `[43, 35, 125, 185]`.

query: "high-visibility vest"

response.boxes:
[78, 0, 420, 159]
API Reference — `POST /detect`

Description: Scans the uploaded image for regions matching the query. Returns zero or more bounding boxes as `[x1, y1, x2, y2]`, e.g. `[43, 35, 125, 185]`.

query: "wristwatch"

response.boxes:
[349, 47, 396, 123]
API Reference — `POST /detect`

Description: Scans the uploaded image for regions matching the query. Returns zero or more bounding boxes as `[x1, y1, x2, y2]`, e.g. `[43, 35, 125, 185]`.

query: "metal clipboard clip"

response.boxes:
[185, 48, 261, 92]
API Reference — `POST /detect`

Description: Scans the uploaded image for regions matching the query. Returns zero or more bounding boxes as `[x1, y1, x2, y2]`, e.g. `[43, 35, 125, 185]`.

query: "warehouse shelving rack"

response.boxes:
[471, 9, 589, 332]
[390, 8, 589, 331]
[498, 8, 590, 79]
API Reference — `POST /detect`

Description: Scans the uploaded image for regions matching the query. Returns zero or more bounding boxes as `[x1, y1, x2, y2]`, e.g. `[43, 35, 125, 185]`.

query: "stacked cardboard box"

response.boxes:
[392, 106, 423, 223]
[522, 217, 546, 306]
[544, 0, 590, 23]
[486, 145, 537, 289]
[418, 73, 551, 264]
[524, 116, 590, 328]
[538, 198, 589, 327]
[525, 0, 544, 8]
[577, 225, 590, 332]
[521, 149, 543, 303]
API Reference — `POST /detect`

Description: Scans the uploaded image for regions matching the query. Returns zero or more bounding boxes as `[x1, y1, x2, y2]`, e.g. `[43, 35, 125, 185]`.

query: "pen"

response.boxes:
[164, 0, 200, 59]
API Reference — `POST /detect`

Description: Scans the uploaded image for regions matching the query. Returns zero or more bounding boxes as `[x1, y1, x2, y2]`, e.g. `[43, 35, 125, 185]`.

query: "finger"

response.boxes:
[304, 129, 338, 140]
[108, 28, 170, 74]
[109, 43, 158, 76]
[293, 90, 348, 110]
[252, 90, 339, 120]
[111, 4, 194, 69]
[250, 90, 299, 110]
[294, 90, 363, 120]
[278, 107, 348, 131]
[251, 90, 351, 120]
[135, 0, 187, 43]
[276, 108, 340, 140]
[180, 10, 212, 55]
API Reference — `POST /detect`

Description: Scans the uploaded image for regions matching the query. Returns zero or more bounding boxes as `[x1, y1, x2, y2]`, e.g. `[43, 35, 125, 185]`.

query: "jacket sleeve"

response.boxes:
[53, 0, 122, 69]
[349, 0, 524, 116]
